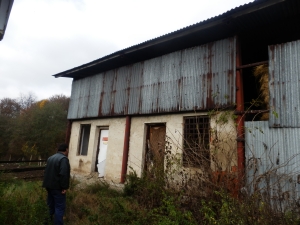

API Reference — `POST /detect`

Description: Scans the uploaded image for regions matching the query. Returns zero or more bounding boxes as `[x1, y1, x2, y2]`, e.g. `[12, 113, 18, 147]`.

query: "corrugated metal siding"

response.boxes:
[100, 70, 115, 116]
[159, 52, 181, 112]
[87, 75, 102, 117]
[114, 66, 130, 115]
[67, 37, 236, 119]
[269, 39, 300, 127]
[77, 77, 91, 118]
[245, 121, 300, 208]
[128, 63, 143, 114]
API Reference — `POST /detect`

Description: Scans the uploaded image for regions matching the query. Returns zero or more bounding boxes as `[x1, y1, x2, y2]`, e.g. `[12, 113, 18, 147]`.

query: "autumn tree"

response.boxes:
[0, 98, 21, 158]
[0, 98, 21, 118]
[0, 94, 70, 160]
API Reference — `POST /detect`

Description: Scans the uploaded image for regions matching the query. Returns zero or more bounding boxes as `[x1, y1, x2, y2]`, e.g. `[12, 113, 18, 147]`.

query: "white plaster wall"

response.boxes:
[128, 111, 237, 177]
[68, 111, 237, 184]
[68, 118, 126, 182]
[128, 112, 208, 177]
[210, 111, 237, 172]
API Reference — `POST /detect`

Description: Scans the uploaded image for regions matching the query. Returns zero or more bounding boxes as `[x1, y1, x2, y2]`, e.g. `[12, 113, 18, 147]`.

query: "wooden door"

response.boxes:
[145, 124, 166, 172]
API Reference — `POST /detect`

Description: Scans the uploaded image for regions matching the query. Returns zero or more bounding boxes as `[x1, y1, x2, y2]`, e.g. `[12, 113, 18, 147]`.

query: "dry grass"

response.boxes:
[253, 64, 269, 120]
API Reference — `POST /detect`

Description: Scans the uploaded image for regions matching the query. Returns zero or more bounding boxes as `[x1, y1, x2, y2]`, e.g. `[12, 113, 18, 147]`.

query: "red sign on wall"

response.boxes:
[102, 137, 108, 141]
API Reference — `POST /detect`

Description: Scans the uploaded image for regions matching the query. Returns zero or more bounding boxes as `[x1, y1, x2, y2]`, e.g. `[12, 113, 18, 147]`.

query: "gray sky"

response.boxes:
[0, 0, 252, 101]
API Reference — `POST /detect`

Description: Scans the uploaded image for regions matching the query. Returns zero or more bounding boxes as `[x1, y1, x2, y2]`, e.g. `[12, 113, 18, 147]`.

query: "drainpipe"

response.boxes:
[236, 37, 245, 185]
[65, 120, 72, 145]
[120, 116, 131, 183]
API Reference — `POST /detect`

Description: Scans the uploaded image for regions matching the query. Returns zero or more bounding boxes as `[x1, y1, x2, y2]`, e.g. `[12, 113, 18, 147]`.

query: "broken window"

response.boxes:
[183, 116, 210, 168]
[78, 124, 91, 156]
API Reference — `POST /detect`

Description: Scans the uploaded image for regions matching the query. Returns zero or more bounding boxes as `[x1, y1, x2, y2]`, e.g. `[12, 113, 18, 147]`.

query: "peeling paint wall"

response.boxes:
[128, 111, 237, 181]
[210, 111, 237, 172]
[69, 118, 126, 182]
[128, 113, 188, 177]
[68, 111, 237, 183]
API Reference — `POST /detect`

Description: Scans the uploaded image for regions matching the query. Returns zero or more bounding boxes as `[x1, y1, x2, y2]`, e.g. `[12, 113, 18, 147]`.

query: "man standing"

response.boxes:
[43, 143, 70, 225]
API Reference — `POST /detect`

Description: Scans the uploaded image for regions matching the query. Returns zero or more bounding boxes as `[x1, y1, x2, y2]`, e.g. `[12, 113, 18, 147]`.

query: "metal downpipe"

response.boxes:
[236, 37, 245, 185]
[65, 120, 72, 146]
[120, 116, 131, 183]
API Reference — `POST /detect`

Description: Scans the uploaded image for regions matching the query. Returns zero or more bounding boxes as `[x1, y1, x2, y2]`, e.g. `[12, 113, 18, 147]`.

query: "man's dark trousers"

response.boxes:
[47, 189, 66, 225]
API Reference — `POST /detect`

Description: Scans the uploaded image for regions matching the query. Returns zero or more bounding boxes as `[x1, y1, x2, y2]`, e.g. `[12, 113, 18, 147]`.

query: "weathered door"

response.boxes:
[97, 129, 109, 177]
[145, 124, 166, 172]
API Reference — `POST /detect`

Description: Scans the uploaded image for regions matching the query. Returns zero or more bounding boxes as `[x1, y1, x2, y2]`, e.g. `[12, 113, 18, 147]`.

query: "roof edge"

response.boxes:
[53, 0, 284, 79]
[0, 0, 14, 41]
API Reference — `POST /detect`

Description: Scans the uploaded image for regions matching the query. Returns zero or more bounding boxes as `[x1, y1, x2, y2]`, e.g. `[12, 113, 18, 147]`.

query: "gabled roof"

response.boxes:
[53, 0, 300, 79]
[0, 0, 14, 41]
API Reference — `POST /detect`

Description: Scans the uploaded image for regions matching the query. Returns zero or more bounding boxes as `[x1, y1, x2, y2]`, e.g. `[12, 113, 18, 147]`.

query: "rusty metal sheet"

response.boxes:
[181, 38, 236, 110]
[113, 66, 131, 115]
[245, 121, 300, 207]
[141, 57, 161, 114]
[67, 37, 236, 119]
[86, 74, 102, 117]
[159, 51, 181, 112]
[99, 70, 115, 116]
[67, 80, 79, 119]
[127, 63, 143, 114]
[77, 77, 91, 118]
[269, 39, 300, 127]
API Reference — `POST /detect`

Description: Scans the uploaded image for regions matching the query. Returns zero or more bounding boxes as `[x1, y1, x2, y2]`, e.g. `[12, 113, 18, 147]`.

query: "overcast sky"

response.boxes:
[0, 0, 252, 101]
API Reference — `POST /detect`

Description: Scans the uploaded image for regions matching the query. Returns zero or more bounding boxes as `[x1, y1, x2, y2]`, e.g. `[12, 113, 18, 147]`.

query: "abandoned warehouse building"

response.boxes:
[53, 0, 300, 195]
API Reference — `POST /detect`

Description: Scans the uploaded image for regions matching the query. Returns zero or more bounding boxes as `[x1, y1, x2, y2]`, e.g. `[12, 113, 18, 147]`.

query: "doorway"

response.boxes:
[96, 129, 109, 177]
[144, 124, 166, 172]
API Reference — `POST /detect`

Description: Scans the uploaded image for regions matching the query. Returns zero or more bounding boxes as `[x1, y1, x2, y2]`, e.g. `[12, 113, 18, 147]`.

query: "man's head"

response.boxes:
[58, 143, 69, 152]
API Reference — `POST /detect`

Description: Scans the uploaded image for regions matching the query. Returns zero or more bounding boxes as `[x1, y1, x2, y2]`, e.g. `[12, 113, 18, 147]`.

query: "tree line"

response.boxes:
[0, 93, 69, 160]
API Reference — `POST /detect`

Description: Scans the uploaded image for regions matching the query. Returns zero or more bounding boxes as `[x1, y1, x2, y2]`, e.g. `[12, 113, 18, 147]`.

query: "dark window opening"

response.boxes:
[78, 124, 91, 156]
[183, 116, 210, 168]
[239, 17, 300, 121]
[242, 65, 269, 121]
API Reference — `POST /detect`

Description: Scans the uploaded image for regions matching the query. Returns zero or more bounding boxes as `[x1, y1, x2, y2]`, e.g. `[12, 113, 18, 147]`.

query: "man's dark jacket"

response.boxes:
[42, 152, 70, 190]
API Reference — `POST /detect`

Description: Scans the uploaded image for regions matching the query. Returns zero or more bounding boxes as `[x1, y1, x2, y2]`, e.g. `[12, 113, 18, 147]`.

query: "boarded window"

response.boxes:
[78, 124, 91, 155]
[183, 116, 210, 168]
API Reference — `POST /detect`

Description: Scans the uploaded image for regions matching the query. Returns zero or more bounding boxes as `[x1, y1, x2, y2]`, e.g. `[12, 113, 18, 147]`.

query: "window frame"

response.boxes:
[78, 124, 91, 156]
[183, 116, 210, 168]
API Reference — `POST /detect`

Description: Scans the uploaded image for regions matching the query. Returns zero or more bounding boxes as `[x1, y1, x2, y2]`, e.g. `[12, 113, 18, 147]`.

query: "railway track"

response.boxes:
[0, 160, 46, 181]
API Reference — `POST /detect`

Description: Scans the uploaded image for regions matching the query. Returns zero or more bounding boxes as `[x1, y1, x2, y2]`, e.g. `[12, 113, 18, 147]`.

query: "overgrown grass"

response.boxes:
[123, 169, 300, 225]
[1, 168, 300, 225]
[0, 176, 48, 225]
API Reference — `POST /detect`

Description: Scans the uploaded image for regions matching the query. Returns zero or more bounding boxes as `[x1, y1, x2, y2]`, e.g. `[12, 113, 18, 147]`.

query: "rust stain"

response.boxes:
[138, 64, 144, 113]
[178, 77, 182, 111]
[110, 71, 117, 115]
[156, 82, 161, 113]
[86, 78, 91, 118]
[98, 72, 106, 116]
[124, 65, 132, 115]
[90, 38, 236, 116]
[206, 72, 213, 108]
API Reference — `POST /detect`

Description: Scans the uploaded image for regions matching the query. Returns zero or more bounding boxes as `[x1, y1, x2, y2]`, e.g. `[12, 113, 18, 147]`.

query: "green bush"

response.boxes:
[0, 179, 48, 225]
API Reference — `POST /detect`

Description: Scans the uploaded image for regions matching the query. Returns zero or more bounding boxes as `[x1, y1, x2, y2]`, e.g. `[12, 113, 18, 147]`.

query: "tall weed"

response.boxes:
[0, 177, 48, 225]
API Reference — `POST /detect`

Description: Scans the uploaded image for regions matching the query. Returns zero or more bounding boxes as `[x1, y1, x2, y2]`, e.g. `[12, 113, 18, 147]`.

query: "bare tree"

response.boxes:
[17, 92, 37, 111]
[0, 97, 21, 118]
